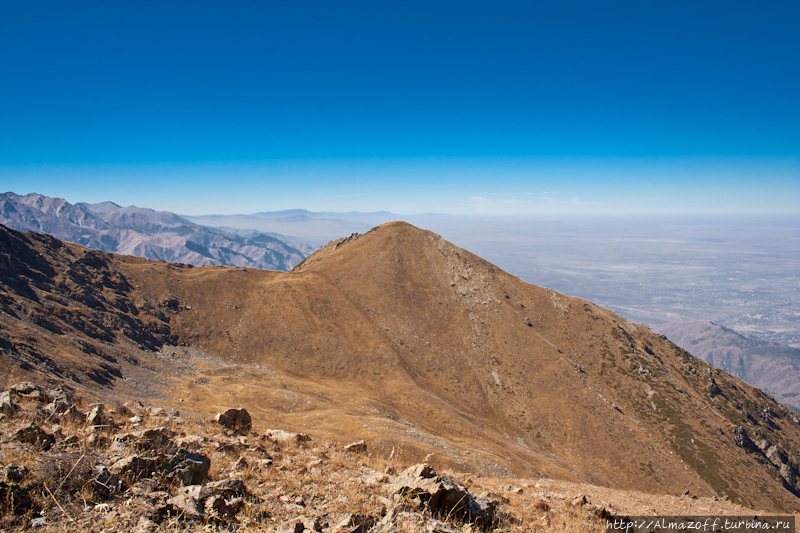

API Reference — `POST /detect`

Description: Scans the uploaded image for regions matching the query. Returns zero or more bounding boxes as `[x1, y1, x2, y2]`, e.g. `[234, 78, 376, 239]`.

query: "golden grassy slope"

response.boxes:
[2, 222, 800, 512]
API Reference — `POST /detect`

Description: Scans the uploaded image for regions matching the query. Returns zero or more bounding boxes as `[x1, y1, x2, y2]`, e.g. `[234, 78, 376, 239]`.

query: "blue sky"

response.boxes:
[1, 1, 798, 215]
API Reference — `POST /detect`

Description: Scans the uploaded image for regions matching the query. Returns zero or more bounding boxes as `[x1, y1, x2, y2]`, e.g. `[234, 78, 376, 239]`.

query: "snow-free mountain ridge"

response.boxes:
[2, 222, 800, 512]
[0, 192, 314, 271]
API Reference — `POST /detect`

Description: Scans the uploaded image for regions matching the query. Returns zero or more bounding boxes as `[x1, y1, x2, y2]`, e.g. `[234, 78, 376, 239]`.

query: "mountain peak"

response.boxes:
[3, 222, 800, 512]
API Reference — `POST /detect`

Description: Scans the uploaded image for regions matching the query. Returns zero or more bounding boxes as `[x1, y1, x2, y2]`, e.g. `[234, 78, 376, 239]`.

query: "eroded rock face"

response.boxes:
[112, 427, 175, 454]
[214, 408, 252, 433]
[9, 382, 38, 396]
[732, 426, 759, 454]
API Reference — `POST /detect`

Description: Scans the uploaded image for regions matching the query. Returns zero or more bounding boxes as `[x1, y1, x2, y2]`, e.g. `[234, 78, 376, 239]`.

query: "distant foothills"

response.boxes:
[654, 321, 800, 412]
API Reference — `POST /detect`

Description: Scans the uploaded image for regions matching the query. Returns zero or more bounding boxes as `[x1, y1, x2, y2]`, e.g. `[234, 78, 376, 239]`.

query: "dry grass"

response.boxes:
[0, 390, 632, 532]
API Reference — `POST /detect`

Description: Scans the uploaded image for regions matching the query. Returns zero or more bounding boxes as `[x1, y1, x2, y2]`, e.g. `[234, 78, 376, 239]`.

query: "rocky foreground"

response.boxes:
[0, 382, 759, 533]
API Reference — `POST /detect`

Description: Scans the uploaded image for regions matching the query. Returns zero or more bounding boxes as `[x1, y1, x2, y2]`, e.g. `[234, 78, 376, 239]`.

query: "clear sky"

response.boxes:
[1, 1, 798, 215]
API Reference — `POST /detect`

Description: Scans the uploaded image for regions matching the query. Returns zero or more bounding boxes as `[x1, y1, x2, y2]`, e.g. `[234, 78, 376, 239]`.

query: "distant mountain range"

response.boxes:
[185, 210, 398, 246]
[654, 320, 800, 411]
[0, 192, 315, 271]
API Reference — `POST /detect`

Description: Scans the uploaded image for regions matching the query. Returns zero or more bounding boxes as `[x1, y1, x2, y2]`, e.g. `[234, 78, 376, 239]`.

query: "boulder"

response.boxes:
[169, 448, 211, 486]
[113, 427, 175, 454]
[779, 463, 797, 488]
[110, 455, 159, 480]
[214, 408, 251, 433]
[13, 423, 55, 451]
[766, 445, 789, 467]
[268, 429, 311, 446]
[86, 404, 107, 427]
[0, 391, 18, 416]
[111, 446, 211, 488]
[9, 382, 38, 396]
[388, 463, 496, 528]
[343, 440, 367, 454]
[732, 426, 759, 453]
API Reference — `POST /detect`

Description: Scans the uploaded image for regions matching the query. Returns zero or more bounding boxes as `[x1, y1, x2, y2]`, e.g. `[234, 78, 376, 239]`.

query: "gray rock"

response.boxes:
[214, 408, 252, 433]
[113, 427, 175, 454]
[167, 485, 204, 519]
[0, 391, 17, 416]
[388, 463, 496, 528]
[9, 382, 38, 396]
[766, 445, 789, 467]
[732, 426, 759, 453]
[86, 404, 107, 427]
[110, 455, 159, 480]
[109, 447, 210, 487]
[779, 463, 796, 488]
[169, 448, 211, 486]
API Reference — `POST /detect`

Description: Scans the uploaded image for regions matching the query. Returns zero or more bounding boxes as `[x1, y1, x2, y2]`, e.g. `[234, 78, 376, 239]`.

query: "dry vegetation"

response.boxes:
[0, 382, 623, 532]
[0, 382, 769, 533]
[3, 221, 800, 520]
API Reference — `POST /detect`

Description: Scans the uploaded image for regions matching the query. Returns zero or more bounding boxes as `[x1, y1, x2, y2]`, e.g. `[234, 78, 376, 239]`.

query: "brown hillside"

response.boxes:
[2, 222, 800, 513]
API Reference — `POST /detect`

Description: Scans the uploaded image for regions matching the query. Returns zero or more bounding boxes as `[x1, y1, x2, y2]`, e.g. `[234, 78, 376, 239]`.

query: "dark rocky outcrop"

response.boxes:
[213, 408, 252, 433]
